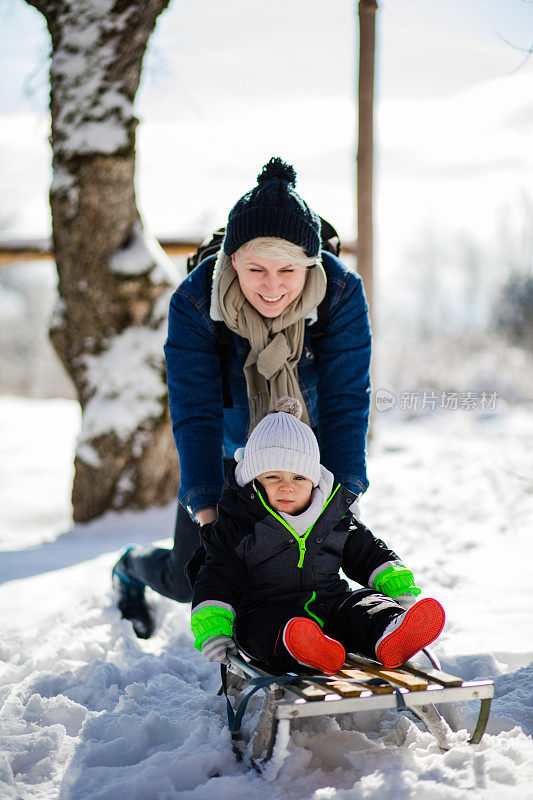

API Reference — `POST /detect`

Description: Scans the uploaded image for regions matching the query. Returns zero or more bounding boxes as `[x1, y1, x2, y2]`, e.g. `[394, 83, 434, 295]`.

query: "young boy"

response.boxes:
[191, 398, 445, 674]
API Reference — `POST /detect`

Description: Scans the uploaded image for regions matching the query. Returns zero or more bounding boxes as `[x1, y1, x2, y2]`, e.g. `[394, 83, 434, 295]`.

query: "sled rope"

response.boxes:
[220, 664, 317, 733]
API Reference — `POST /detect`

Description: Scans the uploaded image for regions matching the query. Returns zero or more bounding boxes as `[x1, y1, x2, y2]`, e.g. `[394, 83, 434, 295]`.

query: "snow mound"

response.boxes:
[0, 398, 532, 799]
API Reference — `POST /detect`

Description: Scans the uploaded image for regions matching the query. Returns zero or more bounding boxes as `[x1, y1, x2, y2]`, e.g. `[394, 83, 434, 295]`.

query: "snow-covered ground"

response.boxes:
[0, 395, 532, 799]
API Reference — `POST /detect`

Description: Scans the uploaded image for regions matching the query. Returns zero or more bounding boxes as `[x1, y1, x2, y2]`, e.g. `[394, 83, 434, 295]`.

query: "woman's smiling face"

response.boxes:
[256, 470, 314, 514]
[231, 250, 307, 317]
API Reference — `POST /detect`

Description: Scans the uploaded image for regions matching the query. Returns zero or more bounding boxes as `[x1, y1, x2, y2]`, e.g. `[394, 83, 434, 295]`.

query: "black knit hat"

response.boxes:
[223, 157, 321, 258]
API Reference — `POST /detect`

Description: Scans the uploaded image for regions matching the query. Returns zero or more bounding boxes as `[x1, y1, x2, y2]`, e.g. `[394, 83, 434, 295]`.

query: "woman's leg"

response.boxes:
[122, 459, 234, 604]
[125, 500, 200, 602]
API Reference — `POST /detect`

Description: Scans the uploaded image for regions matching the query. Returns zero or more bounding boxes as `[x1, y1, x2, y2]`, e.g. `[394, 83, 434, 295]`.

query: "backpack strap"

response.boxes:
[201, 260, 234, 409]
[308, 294, 329, 343]
[200, 262, 233, 408]
[214, 321, 234, 409]
[318, 216, 341, 257]
[186, 226, 226, 274]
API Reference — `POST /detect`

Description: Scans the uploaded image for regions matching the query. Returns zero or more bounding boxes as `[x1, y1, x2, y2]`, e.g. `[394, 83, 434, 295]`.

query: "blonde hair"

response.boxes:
[237, 237, 318, 269]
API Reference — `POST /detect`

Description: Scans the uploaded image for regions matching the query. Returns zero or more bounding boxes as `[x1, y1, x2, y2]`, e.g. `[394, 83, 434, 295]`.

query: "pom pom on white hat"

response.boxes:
[235, 397, 321, 487]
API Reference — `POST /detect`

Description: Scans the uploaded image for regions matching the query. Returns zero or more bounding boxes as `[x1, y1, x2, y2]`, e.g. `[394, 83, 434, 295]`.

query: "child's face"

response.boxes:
[256, 470, 314, 514]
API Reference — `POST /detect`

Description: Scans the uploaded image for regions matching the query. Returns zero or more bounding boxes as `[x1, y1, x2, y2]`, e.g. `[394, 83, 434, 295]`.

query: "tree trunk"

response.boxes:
[25, 0, 179, 522]
[357, 0, 377, 314]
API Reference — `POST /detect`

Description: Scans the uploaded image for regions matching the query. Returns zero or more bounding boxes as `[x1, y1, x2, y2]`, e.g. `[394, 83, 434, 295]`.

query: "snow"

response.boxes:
[72, 221, 180, 450]
[50, 167, 79, 211]
[1, 395, 532, 799]
[0, 398, 79, 552]
[109, 220, 180, 286]
[79, 311, 171, 446]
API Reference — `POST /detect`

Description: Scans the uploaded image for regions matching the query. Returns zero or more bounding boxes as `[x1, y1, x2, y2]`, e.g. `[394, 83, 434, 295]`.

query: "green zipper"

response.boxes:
[304, 590, 324, 627]
[255, 483, 341, 568]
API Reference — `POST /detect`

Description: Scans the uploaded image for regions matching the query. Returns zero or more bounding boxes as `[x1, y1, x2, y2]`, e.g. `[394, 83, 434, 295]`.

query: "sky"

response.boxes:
[0, 0, 532, 319]
[2, 0, 532, 113]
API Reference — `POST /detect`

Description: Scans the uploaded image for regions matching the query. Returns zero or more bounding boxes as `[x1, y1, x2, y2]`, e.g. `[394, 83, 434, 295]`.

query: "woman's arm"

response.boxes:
[196, 508, 218, 525]
[315, 259, 371, 496]
[164, 277, 225, 517]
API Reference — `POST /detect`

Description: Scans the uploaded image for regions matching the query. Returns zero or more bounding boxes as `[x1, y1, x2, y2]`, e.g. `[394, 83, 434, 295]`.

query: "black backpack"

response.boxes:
[185, 216, 341, 273]
[187, 217, 340, 408]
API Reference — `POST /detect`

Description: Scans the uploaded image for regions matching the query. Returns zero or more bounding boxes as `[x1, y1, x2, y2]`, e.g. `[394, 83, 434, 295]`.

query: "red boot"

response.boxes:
[375, 598, 445, 669]
[283, 617, 346, 674]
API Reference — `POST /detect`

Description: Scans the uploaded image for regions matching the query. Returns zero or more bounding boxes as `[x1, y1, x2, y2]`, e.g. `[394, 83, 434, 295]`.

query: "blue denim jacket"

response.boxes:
[164, 250, 371, 517]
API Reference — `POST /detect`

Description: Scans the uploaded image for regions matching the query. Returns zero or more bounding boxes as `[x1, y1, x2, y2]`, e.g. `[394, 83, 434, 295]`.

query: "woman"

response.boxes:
[112, 157, 372, 638]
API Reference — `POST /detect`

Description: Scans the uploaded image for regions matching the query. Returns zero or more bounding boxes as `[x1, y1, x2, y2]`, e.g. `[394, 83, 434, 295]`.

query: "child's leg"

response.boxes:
[234, 602, 307, 671]
[325, 589, 403, 659]
[375, 598, 445, 667]
[325, 589, 444, 666]
[282, 617, 346, 673]
[235, 601, 348, 673]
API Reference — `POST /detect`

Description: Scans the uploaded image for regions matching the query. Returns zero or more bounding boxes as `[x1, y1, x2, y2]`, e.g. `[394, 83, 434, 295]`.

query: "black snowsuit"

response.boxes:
[191, 466, 406, 671]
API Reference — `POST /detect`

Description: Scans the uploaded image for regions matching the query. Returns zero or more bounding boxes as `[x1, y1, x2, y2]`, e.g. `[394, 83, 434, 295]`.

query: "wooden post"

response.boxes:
[357, 0, 377, 315]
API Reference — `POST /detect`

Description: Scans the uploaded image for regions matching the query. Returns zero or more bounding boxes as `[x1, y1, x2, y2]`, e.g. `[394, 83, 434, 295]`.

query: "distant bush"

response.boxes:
[494, 272, 533, 349]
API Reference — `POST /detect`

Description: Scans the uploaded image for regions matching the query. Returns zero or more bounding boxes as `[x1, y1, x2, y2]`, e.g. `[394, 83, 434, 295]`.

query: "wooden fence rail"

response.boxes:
[0, 237, 357, 267]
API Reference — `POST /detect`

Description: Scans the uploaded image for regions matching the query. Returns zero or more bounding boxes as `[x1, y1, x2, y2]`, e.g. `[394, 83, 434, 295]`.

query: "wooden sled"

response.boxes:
[222, 649, 494, 773]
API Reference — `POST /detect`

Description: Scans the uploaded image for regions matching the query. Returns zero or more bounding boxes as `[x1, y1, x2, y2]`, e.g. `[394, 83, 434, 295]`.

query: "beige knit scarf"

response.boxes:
[210, 251, 327, 433]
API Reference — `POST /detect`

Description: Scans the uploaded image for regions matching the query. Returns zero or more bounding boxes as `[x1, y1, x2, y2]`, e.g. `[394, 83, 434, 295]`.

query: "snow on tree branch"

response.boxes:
[50, 1, 137, 157]
[78, 300, 171, 447]
[110, 220, 180, 286]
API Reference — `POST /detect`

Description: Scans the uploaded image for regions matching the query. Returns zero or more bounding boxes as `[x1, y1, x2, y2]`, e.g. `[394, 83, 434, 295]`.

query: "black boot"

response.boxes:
[112, 547, 155, 639]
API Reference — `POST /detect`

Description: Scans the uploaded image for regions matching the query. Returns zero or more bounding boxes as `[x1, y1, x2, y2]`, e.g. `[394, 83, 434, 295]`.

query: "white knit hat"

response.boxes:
[235, 397, 321, 487]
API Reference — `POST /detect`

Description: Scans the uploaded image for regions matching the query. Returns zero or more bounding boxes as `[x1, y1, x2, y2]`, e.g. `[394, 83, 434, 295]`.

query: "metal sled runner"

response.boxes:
[223, 650, 494, 770]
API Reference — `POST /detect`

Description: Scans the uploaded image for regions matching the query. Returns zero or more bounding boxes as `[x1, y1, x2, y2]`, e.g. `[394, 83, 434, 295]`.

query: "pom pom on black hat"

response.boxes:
[270, 396, 303, 419]
[223, 156, 320, 257]
[257, 157, 297, 187]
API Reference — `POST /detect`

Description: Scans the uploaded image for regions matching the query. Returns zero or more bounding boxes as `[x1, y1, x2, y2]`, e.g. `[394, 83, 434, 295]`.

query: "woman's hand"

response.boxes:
[196, 508, 218, 526]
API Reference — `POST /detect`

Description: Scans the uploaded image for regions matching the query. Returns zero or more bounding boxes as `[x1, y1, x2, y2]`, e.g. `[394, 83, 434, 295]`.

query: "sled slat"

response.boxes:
[337, 668, 395, 694]
[403, 662, 463, 687]
[296, 677, 363, 700]
[377, 669, 428, 690]
[300, 682, 331, 700]
[323, 678, 364, 697]
[345, 657, 429, 690]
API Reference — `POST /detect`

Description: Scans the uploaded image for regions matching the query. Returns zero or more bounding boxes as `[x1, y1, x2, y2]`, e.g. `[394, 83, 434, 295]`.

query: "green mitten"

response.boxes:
[191, 605, 235, 651]
[374, 565, 421, 598]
